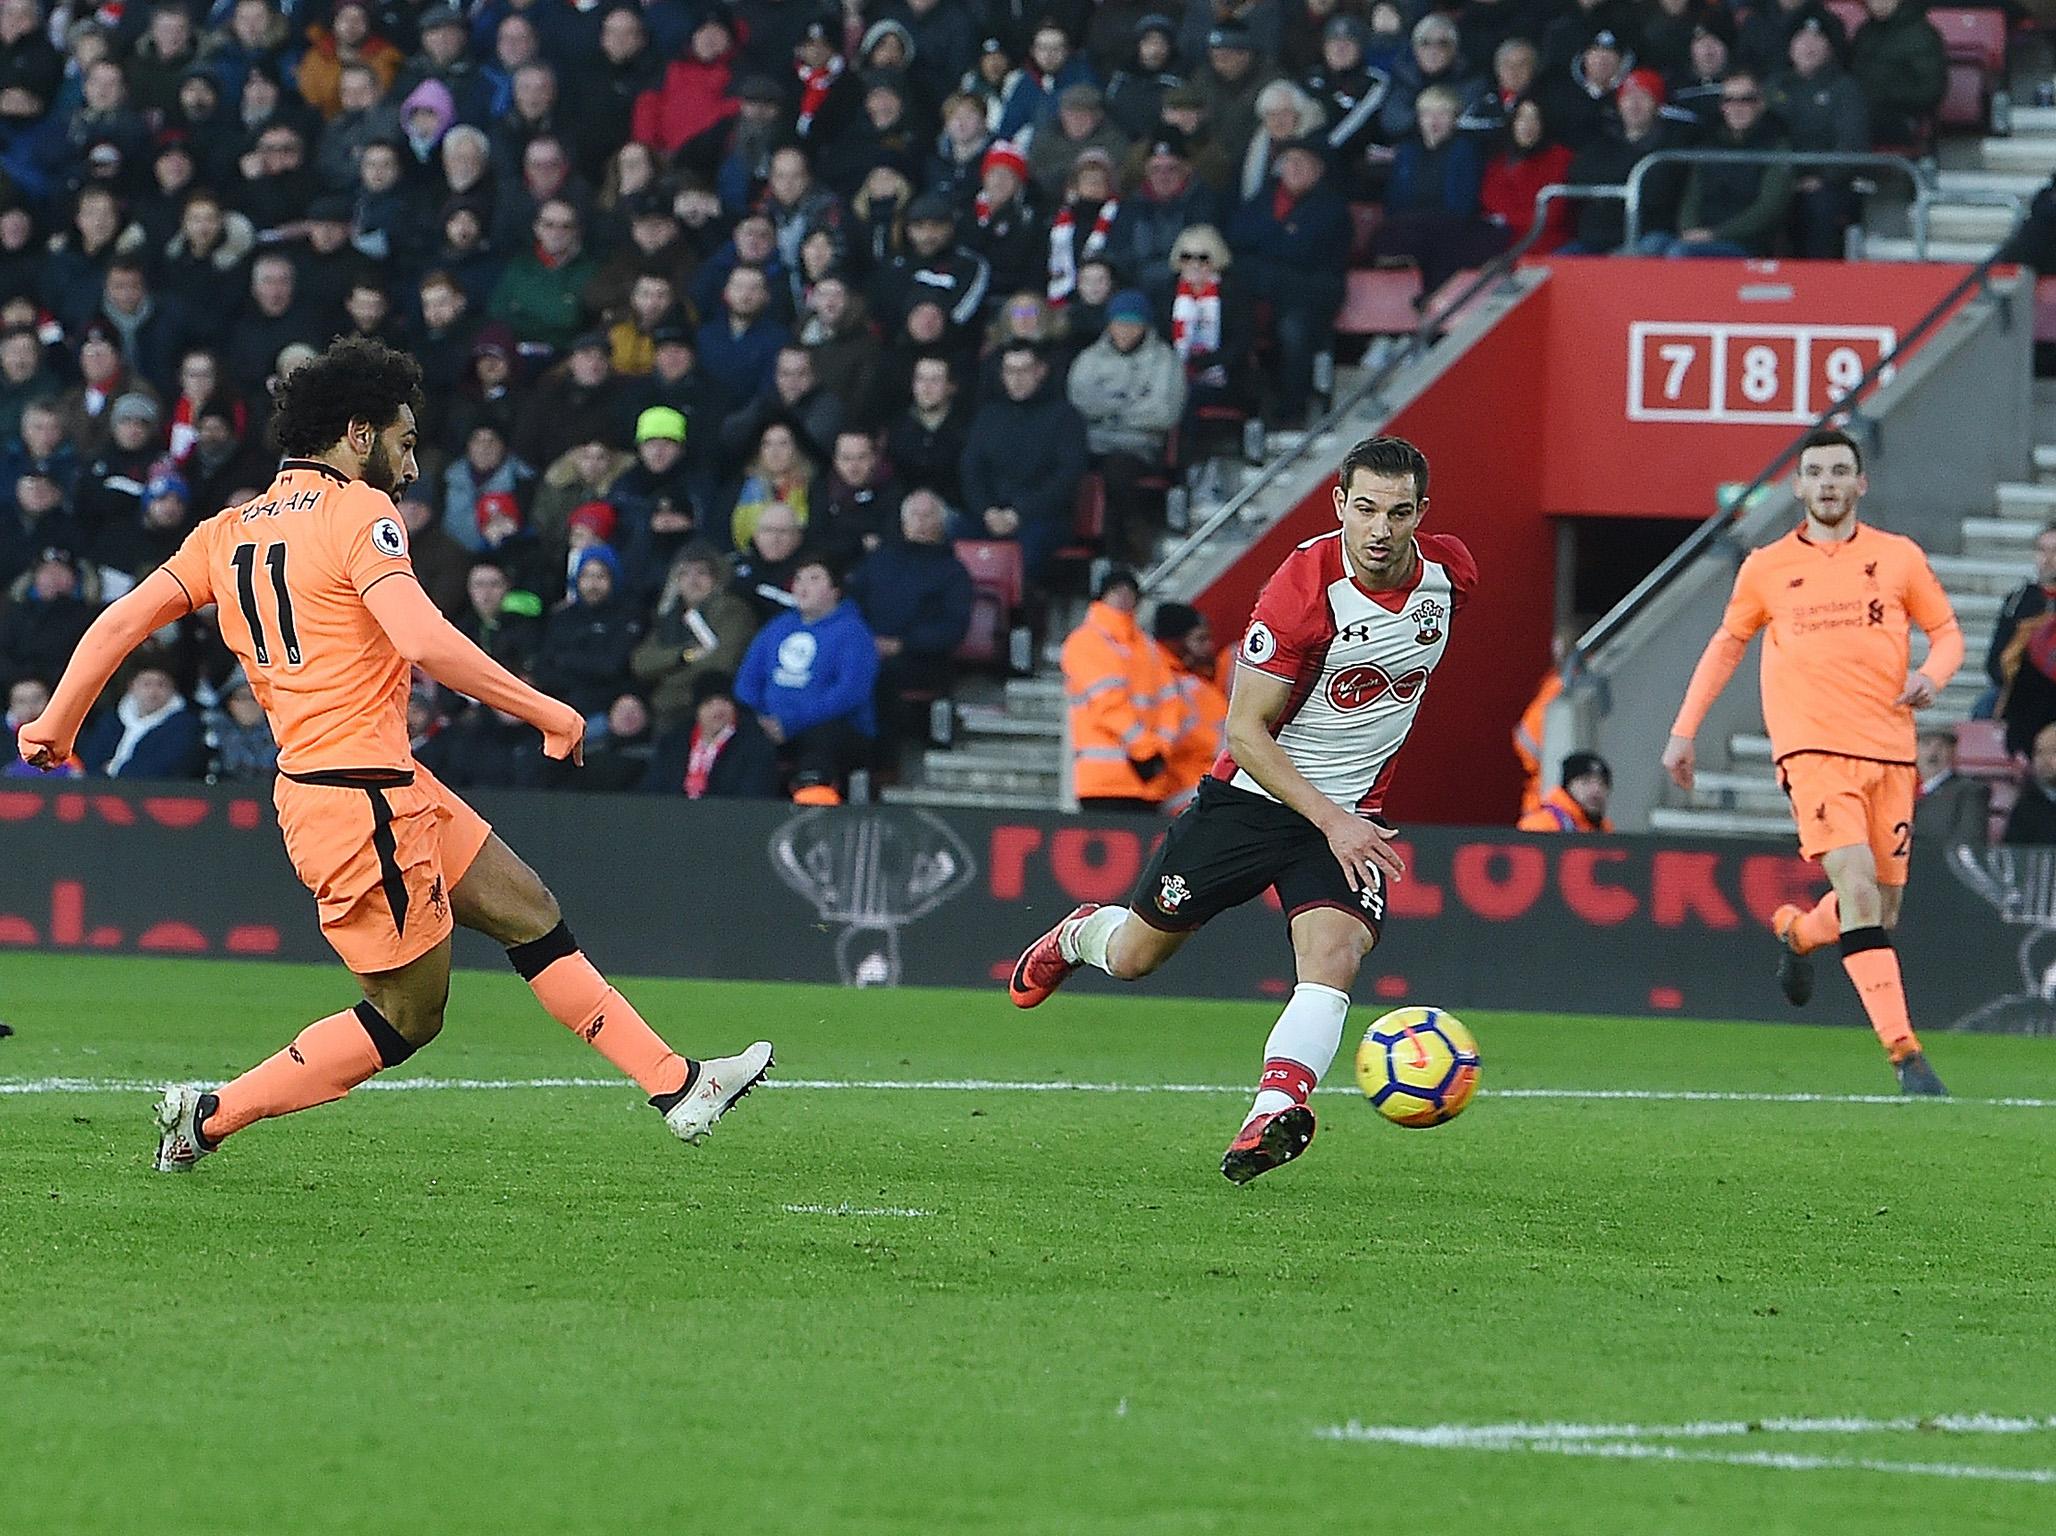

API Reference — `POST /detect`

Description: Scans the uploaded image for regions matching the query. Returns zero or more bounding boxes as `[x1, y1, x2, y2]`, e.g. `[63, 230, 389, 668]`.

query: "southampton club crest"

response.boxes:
[1157, 874, 1191, 915]
[1410, 599, 1445, 645]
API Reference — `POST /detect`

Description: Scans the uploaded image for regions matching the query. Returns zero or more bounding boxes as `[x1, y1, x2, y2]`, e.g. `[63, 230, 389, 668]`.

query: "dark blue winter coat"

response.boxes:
[848, 540, 973, 660]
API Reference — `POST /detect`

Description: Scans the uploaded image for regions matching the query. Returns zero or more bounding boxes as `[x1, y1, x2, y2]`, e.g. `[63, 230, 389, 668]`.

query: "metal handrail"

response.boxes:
[1142, 184, 1584, 593]
[1570, 208, 2030, 673]
[1622, 149, 1931, 254]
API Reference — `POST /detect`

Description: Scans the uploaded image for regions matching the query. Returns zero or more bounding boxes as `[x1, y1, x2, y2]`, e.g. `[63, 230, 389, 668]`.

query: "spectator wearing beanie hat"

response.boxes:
[1104, 12, 1185, 140]
[537, 543, 644, 719]
[1540, 25, 1635, 152]
[471, 488, 554, 597]
[564, 498, 621, 592]
[74, 393, 163, 535]
[1563, 65, 1685, 253]
[443, 419, 535, 551]
[1766, 14, 1870, 260]
[1109, 126, 1224, 308]
[1518, 750, 1616, 833]
[532, 435, 635, 559]
[1067, 289, 1186, 564]
[1670, 11, 1738, 137]
[966, 140, 1043, 301]
[614, 405, 703, 600]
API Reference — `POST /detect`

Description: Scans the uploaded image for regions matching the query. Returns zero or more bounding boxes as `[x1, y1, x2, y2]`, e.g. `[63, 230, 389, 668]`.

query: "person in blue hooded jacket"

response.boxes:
[735, 552, 879, 803]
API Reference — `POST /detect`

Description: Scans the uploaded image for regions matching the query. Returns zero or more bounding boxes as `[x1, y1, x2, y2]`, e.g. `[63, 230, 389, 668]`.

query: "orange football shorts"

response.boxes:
[1776, 752, 1917, 885]
[271, 759, 493, 974]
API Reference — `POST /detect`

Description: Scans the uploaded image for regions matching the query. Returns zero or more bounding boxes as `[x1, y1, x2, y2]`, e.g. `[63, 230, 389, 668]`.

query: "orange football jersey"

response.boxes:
[1716, 524, 1957, 765]
[160, 459, 416, 775]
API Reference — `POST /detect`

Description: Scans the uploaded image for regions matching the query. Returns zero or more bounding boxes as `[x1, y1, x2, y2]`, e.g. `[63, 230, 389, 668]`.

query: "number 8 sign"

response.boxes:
[1628, 323, 1895, 424]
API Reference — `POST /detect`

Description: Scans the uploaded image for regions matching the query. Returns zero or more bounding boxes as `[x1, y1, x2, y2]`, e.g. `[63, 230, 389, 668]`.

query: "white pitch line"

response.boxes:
[1318, 1416, 2056, 1485]
[782, 1203, 933, 1218]
[2, 1076, 2056, 1108]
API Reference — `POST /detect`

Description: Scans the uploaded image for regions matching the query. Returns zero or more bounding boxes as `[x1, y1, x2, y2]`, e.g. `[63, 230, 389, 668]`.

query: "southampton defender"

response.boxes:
[1662, 427, 1962, 1095]
[19, 339, 772, 1169]
[1009, 436, 1474, 1183]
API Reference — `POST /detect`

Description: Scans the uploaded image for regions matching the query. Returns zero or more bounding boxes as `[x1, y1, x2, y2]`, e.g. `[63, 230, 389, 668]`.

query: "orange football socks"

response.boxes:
[202, 1001, 412, 1145]
[507, 921, 690, 1098]
[1838, 927, 1921, 1062]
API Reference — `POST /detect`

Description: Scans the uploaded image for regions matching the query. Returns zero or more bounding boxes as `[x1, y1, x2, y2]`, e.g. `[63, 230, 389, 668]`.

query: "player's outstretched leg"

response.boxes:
[1009, 903, 1188, 1005]
[1771, 892, 1839, 1007]
[453, 834, 772, 1143]
[157, 945, 450, 1171]
[1223, 908, 1369, 1185]
[1818, 848, 1945, 1096]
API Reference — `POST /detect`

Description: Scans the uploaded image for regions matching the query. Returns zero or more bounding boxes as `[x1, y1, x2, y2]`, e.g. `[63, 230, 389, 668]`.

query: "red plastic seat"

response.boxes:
[1826, 0, 1868, 37]
[1333, 266, 1425, 338]
[1072, 472, 1106, 541]
[953, 537, 1024, 608]
[1956, 718, 2015, 776]
[1421, 268, 1484, 327]
[1929, 6, 2007, 71]
[1938, 58, 1989, 128]
[2036, 276, 2056, 342]
[1347, 201, 1385, 265]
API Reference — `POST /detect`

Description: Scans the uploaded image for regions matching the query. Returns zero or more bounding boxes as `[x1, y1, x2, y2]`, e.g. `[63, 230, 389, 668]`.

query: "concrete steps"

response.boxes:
[1936, 167, 2049, 198]
[1927, 202, 2019, 244]
[1649, 806, 1796, 839]
[1964, 515, 2045, 555]
[1994, 481, 2056, 521]
[878, 784, 1060, 812]
[1931, 552, 2041, 593]
[918, 749, 1062, 797]
[1977, 133, 2056, 175]
[1860, 235, 1996, 263]
[2035, 444, 2056, 482]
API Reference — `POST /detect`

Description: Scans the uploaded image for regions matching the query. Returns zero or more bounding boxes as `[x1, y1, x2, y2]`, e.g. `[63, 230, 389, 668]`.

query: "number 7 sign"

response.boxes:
[1628, 323, 1895, 423]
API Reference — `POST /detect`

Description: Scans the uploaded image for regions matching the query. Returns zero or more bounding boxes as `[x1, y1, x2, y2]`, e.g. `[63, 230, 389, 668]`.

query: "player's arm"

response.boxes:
[362, 573, 586, 764]
[1663, 565, 1769, 791]
[1896, 557, 1965, 709]
[16, 570, 193, 769]
[1225, 665, 1404, 890]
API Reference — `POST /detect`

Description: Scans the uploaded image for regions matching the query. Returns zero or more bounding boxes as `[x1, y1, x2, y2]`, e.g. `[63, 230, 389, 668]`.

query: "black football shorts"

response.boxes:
[1128, 777, 1385, 938]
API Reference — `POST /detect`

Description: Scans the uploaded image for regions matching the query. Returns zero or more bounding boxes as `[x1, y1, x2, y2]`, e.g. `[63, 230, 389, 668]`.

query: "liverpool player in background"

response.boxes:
[1009, 436, 1475, 1183]
[1663, 426, 1962, 1095]
[19, 339, 772, 1170]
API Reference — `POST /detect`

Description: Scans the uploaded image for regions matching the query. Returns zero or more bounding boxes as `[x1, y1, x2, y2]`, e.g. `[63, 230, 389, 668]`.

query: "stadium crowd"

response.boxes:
[0, 0, 1964, 799]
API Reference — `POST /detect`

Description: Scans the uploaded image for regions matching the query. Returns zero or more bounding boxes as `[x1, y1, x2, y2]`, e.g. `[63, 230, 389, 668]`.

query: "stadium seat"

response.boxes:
[1929, 7, 2007, 127]
[1956, 718, 2016, 776]
[1826, 0, 1868, 37]
[2036, 276, 2056, 343]
[1333, 266, 1425, 339]
[1988, 776, 2020, 843]
[952, 538, 1025, 668]
[1939, 58, 1990, 129]
[1422, 269, 1484, 328]
[1054, 472, 1107, 564]
[1347, 202, 1385, 265]
[1929, 6, 2007, 73]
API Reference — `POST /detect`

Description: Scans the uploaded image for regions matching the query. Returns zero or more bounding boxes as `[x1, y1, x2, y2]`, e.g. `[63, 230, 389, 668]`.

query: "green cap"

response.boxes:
[636, 406, 688, 445]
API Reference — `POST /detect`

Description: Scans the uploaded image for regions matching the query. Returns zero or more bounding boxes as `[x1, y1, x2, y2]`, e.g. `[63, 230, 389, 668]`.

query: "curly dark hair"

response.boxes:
[268, 336, 427, 458]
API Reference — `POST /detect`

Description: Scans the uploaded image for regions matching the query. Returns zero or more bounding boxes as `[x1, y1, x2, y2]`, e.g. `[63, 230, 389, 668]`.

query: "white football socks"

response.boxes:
[1062, 905, 1131, 973]
[1246, 982, 1351, 1124]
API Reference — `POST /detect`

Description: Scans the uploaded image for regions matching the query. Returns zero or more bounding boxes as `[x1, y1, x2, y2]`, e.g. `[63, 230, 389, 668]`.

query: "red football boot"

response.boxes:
[1220, 1105, 1317, 1185]
[1008, 903, 1099, 1008]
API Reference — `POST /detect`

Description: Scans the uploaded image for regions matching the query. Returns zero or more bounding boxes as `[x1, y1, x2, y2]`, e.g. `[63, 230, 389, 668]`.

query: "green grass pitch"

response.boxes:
[4, 952, 2055, 1534]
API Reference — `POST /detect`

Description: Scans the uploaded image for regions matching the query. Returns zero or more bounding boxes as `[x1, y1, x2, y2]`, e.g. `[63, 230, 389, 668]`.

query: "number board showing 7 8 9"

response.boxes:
[1626, 322, 1896, 424]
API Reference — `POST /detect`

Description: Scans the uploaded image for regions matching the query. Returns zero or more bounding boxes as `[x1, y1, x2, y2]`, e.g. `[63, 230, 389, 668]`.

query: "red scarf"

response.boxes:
[1047, 196, 1117, 302]
[795, 55, 843, 135]
[1171, 275, 1221, 359]
[169, 392, 248, 465]
[1271, 184, 1298, 223]
[974, 188, 1016, 227]
[684, 722, 733, 799]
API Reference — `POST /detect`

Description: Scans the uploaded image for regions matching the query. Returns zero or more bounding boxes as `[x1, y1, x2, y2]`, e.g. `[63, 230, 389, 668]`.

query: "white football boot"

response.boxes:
[656, 1041, 775, 1145]
[153, 1085, 217, 1173]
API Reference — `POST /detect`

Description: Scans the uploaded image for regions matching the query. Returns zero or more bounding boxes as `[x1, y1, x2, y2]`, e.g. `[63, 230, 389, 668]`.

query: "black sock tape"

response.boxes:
[354, 999, 418, 1068]
[505, 920, 579, 981]
[1838, 925, 1891, 958]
